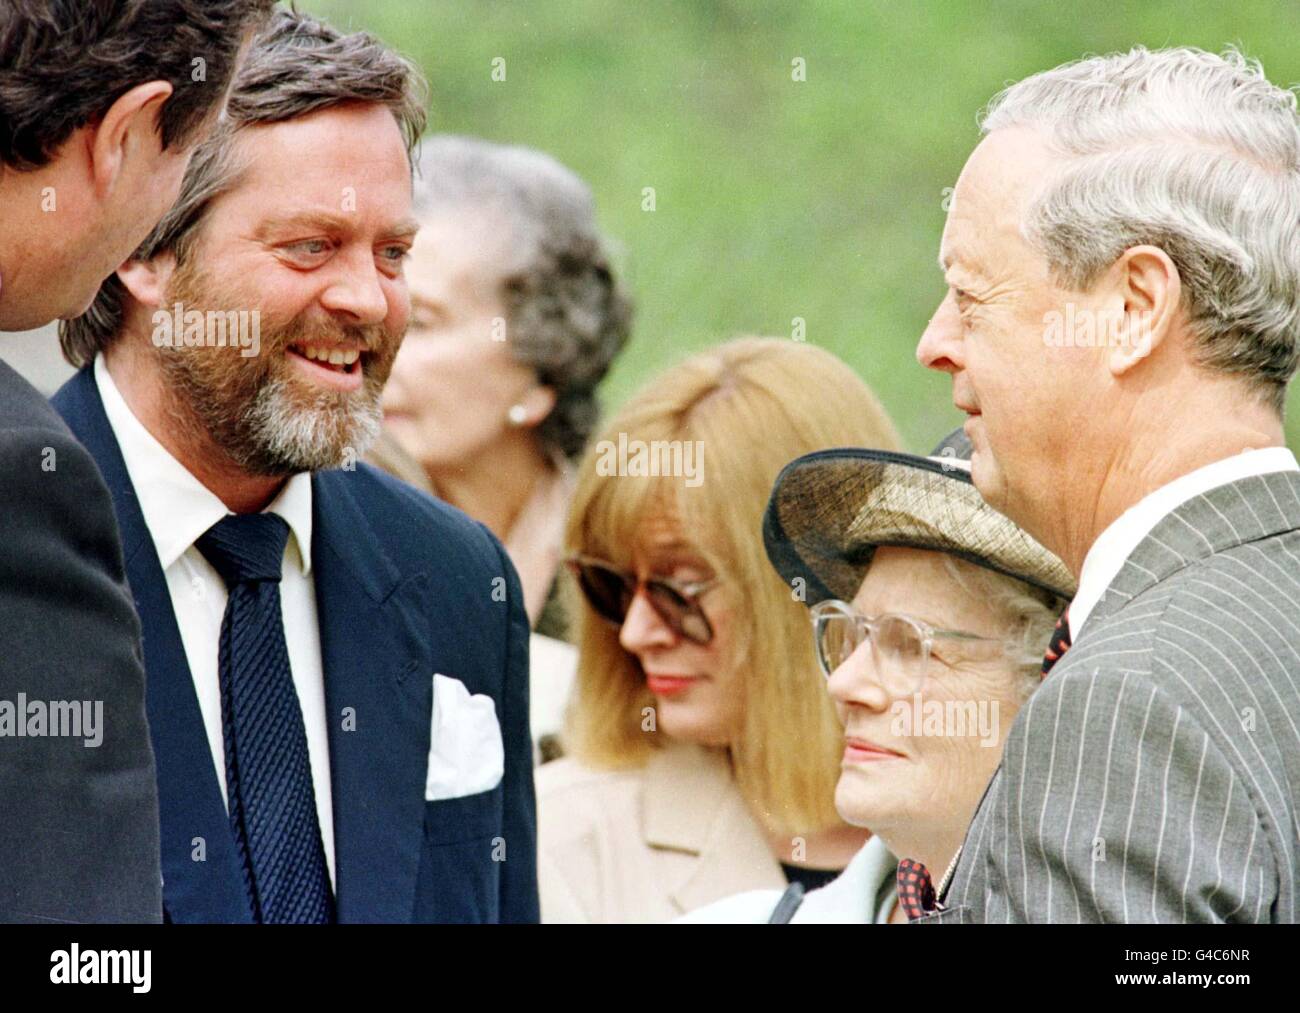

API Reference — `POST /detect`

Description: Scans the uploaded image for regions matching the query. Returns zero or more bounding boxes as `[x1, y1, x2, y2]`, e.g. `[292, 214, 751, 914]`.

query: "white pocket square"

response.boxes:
[425, 673, 505, 801]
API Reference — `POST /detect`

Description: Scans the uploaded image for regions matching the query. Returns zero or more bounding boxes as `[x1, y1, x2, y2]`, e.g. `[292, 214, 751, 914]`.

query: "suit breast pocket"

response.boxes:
[416, 785, 504, 923]
[423, 783, 504, 845]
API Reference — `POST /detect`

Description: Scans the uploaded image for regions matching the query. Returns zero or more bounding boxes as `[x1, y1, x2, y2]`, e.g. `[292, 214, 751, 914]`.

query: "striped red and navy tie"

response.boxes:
[1041, 605, 1073, 678]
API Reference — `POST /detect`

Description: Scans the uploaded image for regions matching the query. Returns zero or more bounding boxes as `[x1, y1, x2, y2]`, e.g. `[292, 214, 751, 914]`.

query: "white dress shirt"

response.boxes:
[95, 356, 336, 886]
[1070, 446, 1300, 641]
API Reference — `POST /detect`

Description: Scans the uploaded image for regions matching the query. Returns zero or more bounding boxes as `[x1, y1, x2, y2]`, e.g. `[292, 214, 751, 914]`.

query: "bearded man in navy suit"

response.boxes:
[53, 9, 538, 923]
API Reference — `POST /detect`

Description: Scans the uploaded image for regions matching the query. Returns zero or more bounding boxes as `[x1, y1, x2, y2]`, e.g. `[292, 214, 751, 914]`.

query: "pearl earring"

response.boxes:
[507, 404, 529, 426]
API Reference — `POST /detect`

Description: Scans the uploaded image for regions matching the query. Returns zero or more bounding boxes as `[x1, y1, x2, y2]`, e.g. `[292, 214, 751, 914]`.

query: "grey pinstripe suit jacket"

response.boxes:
[919, 469, 1300, 924]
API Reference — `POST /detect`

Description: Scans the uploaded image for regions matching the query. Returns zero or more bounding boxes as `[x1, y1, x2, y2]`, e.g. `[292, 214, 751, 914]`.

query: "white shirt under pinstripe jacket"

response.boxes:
[920, 451, 1300, 924]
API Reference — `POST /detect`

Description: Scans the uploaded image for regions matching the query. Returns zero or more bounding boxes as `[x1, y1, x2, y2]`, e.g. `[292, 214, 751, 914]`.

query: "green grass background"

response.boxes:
[303, 0, 1300, 455]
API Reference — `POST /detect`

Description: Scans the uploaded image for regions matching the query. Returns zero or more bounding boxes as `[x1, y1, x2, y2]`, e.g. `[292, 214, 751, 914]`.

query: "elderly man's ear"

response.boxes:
[117, 253, 178, 309]
[83, 82, 178, 201]
[1107, 244, 1182, 375]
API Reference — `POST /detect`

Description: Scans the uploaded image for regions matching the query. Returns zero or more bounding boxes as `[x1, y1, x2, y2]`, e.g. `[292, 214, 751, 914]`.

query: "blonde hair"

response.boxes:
[563, 337, 901, 836]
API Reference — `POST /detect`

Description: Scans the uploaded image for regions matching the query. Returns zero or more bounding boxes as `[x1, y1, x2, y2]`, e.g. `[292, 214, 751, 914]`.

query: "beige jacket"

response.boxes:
[535, 741, 788, 923]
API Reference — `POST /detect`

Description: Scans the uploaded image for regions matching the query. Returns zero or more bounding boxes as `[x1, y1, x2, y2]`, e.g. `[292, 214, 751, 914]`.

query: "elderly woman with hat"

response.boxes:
[681, 428, 1075, 923]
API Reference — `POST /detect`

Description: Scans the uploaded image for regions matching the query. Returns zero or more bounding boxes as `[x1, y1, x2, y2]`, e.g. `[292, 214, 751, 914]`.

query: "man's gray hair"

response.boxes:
[59, 7, 428, 368]
[981, 46, 1300, 414]
[412, 135, 633, 460]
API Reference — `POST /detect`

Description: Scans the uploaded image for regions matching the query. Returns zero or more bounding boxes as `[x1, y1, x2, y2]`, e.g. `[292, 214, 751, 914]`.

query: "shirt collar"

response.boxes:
[1070, 446, 1299, 639]
[94, 354, 313, 574]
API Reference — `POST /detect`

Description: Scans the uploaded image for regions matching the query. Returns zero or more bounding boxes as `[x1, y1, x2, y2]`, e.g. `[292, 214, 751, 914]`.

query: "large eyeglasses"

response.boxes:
[809, 599, 1005, 694]
[566, 555, 720, 645]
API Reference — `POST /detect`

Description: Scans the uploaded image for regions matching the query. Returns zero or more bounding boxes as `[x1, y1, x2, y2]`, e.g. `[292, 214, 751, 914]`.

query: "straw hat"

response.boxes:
[762, 428, 1077, 605]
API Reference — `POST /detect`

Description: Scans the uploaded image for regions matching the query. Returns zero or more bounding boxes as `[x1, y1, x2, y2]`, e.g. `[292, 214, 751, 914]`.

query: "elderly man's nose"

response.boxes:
[618, 589, 675, 652]
[916, 291, 964, 373]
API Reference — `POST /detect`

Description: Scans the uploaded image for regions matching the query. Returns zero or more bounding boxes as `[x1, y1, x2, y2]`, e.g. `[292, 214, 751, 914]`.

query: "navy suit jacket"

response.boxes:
[53, 367, 539, 924]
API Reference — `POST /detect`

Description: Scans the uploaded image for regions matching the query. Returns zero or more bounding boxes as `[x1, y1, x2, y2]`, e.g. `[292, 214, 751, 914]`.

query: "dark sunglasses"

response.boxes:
[565, 555, 720, 645]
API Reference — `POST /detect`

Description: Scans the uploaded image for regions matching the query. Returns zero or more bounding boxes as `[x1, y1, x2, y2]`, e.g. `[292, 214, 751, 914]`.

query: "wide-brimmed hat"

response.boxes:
[762, 428, 1077, 605]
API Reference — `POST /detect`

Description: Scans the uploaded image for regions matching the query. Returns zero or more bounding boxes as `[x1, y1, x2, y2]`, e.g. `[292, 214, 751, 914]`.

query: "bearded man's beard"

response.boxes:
[155, 258, 401, 477]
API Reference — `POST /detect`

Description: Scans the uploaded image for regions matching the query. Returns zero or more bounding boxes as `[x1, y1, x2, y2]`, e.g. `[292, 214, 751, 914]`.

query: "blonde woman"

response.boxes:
[536, 337, 902, 922]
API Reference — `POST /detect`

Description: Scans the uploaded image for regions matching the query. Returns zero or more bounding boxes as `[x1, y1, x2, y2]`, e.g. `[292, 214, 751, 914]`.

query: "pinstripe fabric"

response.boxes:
[918, 470, 1300, 924]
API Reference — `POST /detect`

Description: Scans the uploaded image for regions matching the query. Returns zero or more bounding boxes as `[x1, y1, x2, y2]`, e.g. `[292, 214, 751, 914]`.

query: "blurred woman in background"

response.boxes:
[375, 135, 633, 758]
[536, 337, 902, 922]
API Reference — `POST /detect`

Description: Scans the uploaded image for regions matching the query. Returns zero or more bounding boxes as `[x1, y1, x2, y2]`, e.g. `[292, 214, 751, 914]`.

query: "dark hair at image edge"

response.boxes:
[0, 0, 277, 170]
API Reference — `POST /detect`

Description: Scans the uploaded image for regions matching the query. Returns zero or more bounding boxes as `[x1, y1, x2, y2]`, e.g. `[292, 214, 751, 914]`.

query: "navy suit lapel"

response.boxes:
[312, 469, 433, 923]
[51, 367, 253, 923]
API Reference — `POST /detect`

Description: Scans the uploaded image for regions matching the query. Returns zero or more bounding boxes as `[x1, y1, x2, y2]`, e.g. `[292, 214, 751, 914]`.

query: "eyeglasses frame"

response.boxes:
[808, 598, 1006, 691]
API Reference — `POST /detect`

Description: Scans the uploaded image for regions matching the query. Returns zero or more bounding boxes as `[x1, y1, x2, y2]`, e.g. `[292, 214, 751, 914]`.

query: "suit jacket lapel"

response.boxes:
[312, 469, 432, 923]
[639, 742, 785, 915]
[51, 367, 253, 923]
[1089, 470, 1300, 628]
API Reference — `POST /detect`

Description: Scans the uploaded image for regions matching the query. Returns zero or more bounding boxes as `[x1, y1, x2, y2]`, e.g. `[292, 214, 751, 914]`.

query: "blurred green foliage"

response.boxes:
[305, 0, 1300, 453]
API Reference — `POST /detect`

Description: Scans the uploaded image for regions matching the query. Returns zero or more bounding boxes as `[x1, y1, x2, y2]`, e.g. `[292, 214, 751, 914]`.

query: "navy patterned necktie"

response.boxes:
[196, 513, 335, 924]
[1041, 604, 1073, 678]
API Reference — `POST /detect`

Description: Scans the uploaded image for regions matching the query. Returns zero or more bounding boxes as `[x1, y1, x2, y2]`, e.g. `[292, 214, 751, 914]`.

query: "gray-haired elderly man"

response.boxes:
[915, 47, 1300, 923]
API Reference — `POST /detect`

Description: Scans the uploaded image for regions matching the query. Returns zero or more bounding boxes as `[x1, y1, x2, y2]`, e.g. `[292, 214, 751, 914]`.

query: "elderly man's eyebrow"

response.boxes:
[940, 248, 983, 286]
